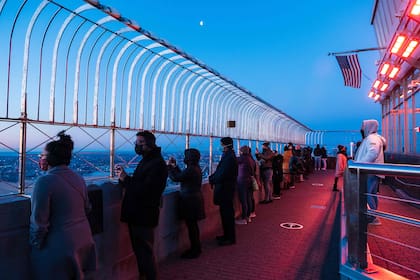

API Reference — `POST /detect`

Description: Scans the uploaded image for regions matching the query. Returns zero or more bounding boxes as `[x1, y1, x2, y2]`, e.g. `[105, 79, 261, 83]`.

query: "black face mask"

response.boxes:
[135, 144, 144, 155]
[360, 129, 365, 139]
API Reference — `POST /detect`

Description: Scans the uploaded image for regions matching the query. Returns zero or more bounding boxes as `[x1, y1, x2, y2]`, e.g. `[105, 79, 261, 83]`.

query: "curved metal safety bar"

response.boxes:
[1, 0, 311, 142]
[347, 160, 420, 177]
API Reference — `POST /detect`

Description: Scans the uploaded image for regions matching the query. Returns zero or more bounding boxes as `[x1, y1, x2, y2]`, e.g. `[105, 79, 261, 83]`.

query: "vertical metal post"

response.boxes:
[358, 172, 368, 269]
[345, 168, 368, 269]
[186, 134, 190, 150]
[18, 116, 27, 194]
[209, 136, 213, 175]
[403, 86, 409, 154]
[412, 93, 416, 153]
[110, 126, 115, 177]
[236, 138, 240, 155]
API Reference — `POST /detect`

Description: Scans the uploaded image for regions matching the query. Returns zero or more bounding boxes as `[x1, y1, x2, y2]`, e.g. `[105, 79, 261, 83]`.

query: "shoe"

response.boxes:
[218, 239, 235, 246]
[180, 249, 201, 259]
[216, 235, 226, 241]
[250, 212, 256, 218]
[369, 218, 382, 226]
[247, 217, 252, 223]
[289, 185, 295, 189]
[266, 200, 273, 203]
[272, 195, 281, 200]
[235, 219, 247, 225]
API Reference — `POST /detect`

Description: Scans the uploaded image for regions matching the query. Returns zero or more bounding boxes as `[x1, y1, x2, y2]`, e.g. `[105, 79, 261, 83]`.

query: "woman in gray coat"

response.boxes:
[30, 131, 96, 279]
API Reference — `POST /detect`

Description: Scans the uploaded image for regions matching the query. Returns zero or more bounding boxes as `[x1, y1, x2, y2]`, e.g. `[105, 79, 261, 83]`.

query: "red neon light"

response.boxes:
[410, 0, 420, 16]
[374, 94, 380, 101]
[373, 80, 381, 89]
[368, 91, 375, 98]
[380, 83, 389, 91]
[391, 35, 406, 54]
[380, 63, 390, 75]
[402, 40, 419, 57]
[388, 67, 400, 79]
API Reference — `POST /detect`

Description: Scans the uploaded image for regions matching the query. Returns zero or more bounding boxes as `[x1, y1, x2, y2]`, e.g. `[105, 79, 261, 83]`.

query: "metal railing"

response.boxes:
[341, 160, 420, 279]
[0, 0, 312, 194]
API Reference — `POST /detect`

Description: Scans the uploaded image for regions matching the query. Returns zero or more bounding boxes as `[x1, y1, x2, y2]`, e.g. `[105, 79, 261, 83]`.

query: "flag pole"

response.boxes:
[328, 47, 386, 56]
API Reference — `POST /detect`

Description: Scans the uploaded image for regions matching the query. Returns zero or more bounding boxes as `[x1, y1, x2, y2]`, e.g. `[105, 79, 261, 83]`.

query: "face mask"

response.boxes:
[38, 157, 48, 171]
[135, 144, 144, 155]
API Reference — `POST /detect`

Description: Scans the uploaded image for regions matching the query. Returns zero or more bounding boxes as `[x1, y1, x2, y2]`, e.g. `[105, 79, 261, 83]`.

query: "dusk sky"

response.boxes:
[103, 0, 381, 132]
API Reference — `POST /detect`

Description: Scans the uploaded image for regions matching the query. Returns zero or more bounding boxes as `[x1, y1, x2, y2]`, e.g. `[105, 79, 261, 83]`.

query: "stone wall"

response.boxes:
[0, 181, 234, 280]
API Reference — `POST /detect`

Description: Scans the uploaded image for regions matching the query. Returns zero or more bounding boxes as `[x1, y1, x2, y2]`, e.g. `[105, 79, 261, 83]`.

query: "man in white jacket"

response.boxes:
[354, 119, 386, 225]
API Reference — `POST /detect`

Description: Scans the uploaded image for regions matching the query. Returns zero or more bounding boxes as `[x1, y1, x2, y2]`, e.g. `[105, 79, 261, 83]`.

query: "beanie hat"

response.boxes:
[220, 137, 233, 147]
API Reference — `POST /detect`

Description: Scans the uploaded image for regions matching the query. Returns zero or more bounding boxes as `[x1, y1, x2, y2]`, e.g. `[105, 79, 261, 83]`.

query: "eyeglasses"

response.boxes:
[134, 140, 146, 145]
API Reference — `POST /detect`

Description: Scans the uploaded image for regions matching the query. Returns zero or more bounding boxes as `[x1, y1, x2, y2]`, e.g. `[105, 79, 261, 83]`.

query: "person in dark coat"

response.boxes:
[116, 131, 168, 280]
[272, 151, 283, 198]
[209, 137, 238, 246]
[168, 148, 205, 259]
[30, 131, 96, 280]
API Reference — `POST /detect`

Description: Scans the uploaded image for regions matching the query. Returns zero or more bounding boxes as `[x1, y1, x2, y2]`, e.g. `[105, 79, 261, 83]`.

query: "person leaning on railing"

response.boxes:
[354, 119, 387, 226]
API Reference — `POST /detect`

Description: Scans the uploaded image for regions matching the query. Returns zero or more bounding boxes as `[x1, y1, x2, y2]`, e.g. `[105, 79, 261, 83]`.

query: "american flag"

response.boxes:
[335, 54, 362, 88]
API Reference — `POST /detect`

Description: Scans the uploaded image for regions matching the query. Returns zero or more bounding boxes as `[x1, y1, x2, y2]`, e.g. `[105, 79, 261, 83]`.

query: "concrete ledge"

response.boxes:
[0, 182, 229, 279]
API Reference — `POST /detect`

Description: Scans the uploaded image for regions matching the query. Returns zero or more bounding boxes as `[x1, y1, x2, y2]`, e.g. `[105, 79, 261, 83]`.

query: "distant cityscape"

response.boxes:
[0, 151, 215, 196]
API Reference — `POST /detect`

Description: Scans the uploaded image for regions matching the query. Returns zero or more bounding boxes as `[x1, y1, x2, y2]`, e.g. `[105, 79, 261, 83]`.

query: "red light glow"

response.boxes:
[389, 67, 400, 78]
[368, 91, 375, 98]
[402, 40, 418, 57]
[380, 63, 390, 75]
[373, 80, 381, 89]
[410, 0, 420, 16]
[374, 94, 380, 101]
[391, 35, 406, 54]
[380, 83, 389, 91]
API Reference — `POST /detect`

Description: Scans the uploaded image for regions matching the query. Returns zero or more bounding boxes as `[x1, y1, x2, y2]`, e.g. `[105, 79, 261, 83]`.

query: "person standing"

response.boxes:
[167, 149, 205, 259]
[272, 151, 283, 198]
[209, 137, 238, 246]
[313, 144, 322, 171]
[332, 145, 348, 192]
[255, 142, 275, 203]
[321, 146, 328, 170]
[354, 119, 386, 225]
[30, 131, 96, 280]
[282, 143, 293, 189]
[116, 131, 168, 279]
[235, 146, 255, 225]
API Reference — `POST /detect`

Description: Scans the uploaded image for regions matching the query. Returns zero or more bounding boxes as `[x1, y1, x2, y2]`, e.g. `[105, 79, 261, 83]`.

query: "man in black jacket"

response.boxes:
[209, 137, 238, 246]
[116, 131, 168, 280]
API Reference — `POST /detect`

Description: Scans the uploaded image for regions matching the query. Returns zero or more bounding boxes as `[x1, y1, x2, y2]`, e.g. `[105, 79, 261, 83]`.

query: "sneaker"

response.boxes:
[250, 212, 256, 218]
[289, 185, 295, 189]
[235, 219, 247, 225]
[272, 195, 281, 200]
[247, 217, 252, 223]
[369, 218, 382, 226]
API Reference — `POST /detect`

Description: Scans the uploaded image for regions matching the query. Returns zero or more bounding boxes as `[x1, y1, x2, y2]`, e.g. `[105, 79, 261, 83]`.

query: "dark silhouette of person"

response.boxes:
[209, 137, 238, 246]
[116, 131, 168, 279]
[168, 148, 205, 259]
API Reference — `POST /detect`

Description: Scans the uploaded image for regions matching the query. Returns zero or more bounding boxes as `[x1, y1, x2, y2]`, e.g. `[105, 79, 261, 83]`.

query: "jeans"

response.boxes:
[314, 156, 321, 170]
[367, 175, 380, 222]
[237, 181, 251, 219]
[262, 168, 273, 201]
